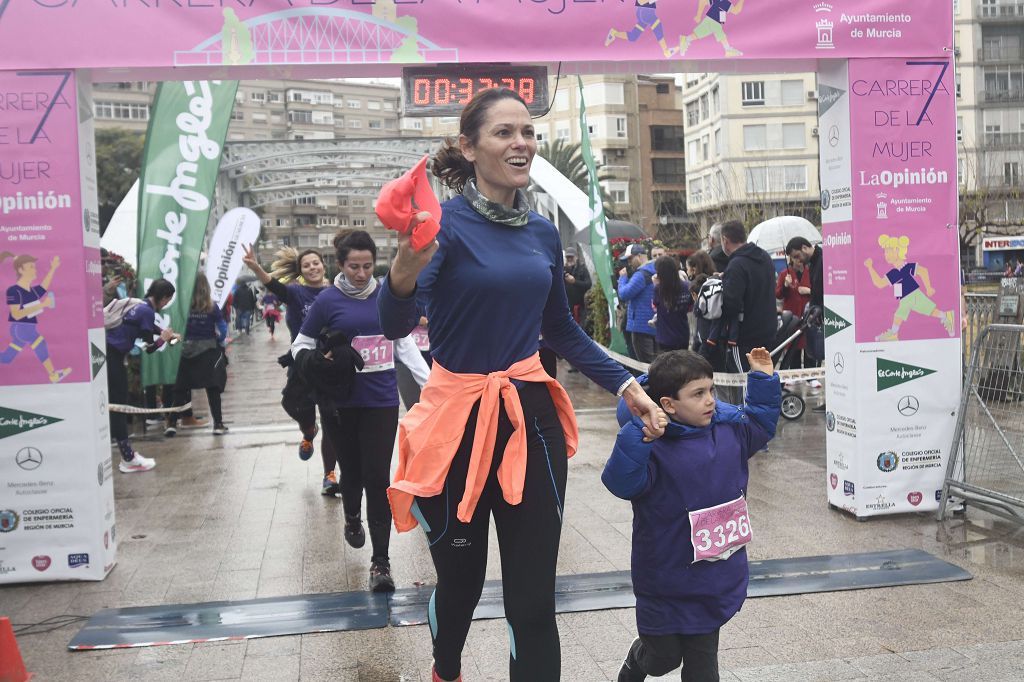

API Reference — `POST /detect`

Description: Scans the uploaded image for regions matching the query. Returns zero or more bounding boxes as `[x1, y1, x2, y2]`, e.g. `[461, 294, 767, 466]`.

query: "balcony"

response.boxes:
[978, 89, 1024, 104]
[978, 47, 1024, 62]
[977, 2, 1024, 20]
[984, 131, 1024, 146]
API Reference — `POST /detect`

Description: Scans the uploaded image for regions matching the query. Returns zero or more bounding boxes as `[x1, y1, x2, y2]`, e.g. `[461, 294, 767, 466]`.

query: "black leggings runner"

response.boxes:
[414, 382, 567, 682]
[321, 405, 399, 561]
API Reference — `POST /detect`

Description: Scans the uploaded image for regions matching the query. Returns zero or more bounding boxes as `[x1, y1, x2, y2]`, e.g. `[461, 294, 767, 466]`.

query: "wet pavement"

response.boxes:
[3, 329, 1024, 681]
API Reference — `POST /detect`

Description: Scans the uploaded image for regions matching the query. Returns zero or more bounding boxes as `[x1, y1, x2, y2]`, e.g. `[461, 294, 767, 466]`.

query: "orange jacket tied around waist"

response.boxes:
[388, 353, 579, 532]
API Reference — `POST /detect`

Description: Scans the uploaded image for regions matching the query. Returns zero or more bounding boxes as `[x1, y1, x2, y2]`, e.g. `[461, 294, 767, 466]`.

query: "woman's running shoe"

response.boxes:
[119, 452, 156, 473]
[322, 471, 340, 496]
[212, 423, 229, 435]
[299, 425, 318, 461]
[369, 559, 395, 593]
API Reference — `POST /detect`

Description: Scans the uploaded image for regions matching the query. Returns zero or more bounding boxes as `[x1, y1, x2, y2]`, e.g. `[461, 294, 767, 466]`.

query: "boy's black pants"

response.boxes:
[619, 630, 720, 681]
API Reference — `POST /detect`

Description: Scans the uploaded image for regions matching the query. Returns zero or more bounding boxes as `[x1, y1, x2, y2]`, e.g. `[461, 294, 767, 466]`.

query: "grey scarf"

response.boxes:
[335, 272, 377, 300]
[463, 178, 531, 227]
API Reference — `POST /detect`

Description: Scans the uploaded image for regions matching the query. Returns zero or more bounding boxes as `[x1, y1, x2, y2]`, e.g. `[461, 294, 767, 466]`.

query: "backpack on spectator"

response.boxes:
[103, 297, 145, 330]
[695, 277, 724, 320]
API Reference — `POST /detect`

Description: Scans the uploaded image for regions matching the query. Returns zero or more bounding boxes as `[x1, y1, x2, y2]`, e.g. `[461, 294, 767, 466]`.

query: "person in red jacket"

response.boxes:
[774, 258, 820, 388]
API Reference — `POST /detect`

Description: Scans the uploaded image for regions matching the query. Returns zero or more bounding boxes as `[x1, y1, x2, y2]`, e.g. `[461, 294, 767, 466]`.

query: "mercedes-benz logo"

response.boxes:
[15, 447, 43, 471]
[898, 395, 920, 416]
[828, 125, 840, 147]
[832, 352, 845, 374]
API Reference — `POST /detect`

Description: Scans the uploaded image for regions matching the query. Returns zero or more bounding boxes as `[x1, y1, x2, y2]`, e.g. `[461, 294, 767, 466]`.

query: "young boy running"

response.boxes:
[603, 348, 780, 681]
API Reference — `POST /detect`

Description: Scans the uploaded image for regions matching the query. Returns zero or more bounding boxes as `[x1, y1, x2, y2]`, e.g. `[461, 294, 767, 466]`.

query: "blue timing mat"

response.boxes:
[69, 548, 970, 649]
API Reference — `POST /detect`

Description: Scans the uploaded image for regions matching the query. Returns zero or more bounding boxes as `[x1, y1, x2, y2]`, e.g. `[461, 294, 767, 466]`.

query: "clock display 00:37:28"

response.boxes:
[410, 77, 537, 106]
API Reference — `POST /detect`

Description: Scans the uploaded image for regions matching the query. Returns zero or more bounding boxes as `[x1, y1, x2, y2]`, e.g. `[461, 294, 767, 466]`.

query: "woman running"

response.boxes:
[377, 88, 663, 682]
[261, 290, 282, 338]
[1, 251, 70, 383]
[243, 245, 342, 494]
[164, 273, 230, 437]
[293, 230, 428, 592]
[105, 278, 180, 472]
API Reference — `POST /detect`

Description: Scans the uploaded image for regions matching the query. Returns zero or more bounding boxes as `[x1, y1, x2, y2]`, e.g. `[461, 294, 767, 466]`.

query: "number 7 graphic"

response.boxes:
[905, 60, 949, 127]
[14, 70, 71, 144]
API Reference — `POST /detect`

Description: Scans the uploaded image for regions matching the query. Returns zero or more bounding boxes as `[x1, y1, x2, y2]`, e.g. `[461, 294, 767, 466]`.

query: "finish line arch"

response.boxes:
[0, 0, 960, 583]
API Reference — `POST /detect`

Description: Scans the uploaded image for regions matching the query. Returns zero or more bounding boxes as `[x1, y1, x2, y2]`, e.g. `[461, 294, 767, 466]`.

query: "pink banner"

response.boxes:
[0, 71, 90, 388]
[849, 58, 959, 345]
[0, 2, 950, 75]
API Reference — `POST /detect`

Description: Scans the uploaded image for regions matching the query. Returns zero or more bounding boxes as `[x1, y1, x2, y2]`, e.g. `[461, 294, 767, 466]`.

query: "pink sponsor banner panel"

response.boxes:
[0, 70, 90, 388]
[0, 1, 949, 74]
[848, 58, 960, 345]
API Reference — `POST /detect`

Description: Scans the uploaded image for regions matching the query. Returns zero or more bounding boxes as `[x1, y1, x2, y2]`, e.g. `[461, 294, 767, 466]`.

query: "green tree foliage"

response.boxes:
[95, 128, 145, 235]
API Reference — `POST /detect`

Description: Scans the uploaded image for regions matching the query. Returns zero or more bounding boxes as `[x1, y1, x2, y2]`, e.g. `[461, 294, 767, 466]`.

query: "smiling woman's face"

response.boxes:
[460, 97, 536, 206]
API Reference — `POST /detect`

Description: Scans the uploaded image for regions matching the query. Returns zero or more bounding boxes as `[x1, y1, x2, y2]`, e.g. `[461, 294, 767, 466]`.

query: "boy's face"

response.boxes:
[660, 377, 716, 427]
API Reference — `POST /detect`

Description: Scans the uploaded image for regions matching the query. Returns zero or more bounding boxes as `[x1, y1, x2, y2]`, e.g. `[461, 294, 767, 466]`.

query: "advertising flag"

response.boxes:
[578, 76, 627, 354]
[136, 80, 238, 386]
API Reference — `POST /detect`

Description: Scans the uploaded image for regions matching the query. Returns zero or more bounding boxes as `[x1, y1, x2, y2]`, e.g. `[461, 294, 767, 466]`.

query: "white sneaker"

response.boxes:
[146, 417, 164, 426]
[807, 379, 823, 389]
[119, 452, 156, 473]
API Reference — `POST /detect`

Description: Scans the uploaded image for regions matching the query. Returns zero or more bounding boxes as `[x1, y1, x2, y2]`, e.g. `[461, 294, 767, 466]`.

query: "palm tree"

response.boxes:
[536, 139, 617, 220]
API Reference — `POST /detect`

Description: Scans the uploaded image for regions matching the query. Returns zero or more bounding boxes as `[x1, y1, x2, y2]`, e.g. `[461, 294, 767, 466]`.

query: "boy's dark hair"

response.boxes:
[719, 220, 746, 245]
[646, 349, 714, 401]
[785, 236, 812, 255]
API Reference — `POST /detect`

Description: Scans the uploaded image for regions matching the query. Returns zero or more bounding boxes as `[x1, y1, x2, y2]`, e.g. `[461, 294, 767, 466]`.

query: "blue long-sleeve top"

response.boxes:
[377, 195, 632, 393]
[185, 305, 227, 344]
[618, 261, 657, 336]
[601, 371, 781, 635]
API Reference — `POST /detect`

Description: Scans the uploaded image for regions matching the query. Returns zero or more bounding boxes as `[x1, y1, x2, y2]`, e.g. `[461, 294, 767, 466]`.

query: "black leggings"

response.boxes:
[623, 630, 720, 681]
[321, 405, 399, 561]
[170, 387, 222, 426]
[414, 383, 567, 682]
[106, 345, 130, 443]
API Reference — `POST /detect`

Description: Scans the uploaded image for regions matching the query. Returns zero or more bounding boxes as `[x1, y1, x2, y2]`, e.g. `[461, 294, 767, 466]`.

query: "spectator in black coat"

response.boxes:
[706, 222, 731, 274]
[562, 246, 592, 326]
[718, 220, 777, 372]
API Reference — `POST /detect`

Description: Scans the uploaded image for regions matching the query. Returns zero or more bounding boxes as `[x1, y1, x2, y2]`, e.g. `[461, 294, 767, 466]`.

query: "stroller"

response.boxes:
[769, 305, 822, 421]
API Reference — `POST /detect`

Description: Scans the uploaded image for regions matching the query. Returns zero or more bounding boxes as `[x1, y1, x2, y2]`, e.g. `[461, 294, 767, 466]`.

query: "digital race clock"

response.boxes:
[401, 65, 549, 117]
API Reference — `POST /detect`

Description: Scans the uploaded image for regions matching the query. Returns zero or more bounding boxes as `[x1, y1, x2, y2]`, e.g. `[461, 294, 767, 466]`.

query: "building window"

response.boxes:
[745, 165, 807, 192]
[557, 126, 570, 140]
[348, 100, 362, 109]
[369, 119, 383, 129]
[383, 101, 395, 110]
[312, 111, 334, 125]
[686, 100, 700, 126]
[368, 100, 381, 110]
[743, 123, 805, 150]
[231, 110, 245, 121]
[741, 81, 765, 106]
[714, 128, 722, 157]
[250, 91, 266, 104]
[957, 116, 963, 142]
[782, 123, 805, 148]
[699, 94, 709, 120]
[583, 82, 625, 106]
[555, 91, 570, 111]
[349, 119, 362, 128]
[781, 80, 804, 106]
[289, 110, 312, 124]
[603, 181, 629, 203]
[711, 85, 720, 115]
[652, 158, 686, 183]
[268, 91, 282, 104]
[94, 101, 150, 120]
[353, 218, 366, 227]
[615, 117, 627, 138]
[536, 131, 546, 143]
[743, 124, 767, 151]
[295, 196, 316, 205]
[656, 82, 670, 94]
[651, 125, 685, 151]
[252, 112, 268, 123]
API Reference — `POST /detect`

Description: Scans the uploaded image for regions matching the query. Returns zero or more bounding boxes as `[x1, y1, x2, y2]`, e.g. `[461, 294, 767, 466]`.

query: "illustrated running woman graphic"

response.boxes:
[864, 234, 956, 342]
[679, 0, 746, 57]
[605, 0, 678, 58]
[0, 251, 71, 383]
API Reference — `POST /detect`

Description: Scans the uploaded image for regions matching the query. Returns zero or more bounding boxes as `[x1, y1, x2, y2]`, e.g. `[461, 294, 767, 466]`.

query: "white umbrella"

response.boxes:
[100, 179, 139, 268]
[748, 216, 821, 260]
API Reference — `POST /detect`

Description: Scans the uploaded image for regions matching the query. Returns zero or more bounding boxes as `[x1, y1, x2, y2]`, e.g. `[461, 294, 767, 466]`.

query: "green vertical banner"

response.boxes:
[137, 80, 238, 386]
[577, 76, 627, 354]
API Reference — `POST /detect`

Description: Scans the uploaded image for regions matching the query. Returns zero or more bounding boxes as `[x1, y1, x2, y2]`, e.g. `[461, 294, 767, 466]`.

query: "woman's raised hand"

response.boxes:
[389, 211, 439, 298]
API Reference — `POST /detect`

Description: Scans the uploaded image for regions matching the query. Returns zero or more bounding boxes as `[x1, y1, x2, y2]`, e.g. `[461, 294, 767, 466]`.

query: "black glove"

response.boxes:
[277, 351, 293, 368]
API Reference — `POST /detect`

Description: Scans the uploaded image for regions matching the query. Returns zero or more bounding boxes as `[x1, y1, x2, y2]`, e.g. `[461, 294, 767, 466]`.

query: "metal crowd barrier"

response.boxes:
[938, 323, 1024, 523]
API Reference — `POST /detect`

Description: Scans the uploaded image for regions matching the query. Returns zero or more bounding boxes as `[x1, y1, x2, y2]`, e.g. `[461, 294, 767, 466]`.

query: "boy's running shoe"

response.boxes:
[322, 471, 340, 496]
